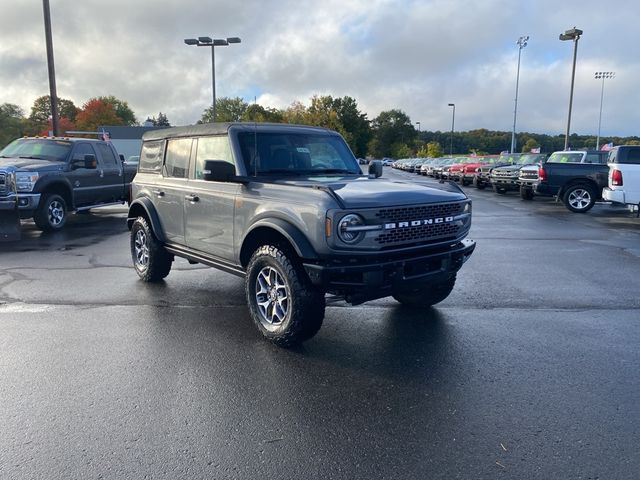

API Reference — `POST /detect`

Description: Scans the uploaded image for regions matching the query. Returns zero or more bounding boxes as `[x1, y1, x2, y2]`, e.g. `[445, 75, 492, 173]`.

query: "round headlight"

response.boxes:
[338, 214, 365, 244]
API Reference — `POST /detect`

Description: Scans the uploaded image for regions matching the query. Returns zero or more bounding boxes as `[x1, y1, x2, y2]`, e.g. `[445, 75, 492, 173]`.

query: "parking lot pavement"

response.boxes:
[1, 187, 640, 479]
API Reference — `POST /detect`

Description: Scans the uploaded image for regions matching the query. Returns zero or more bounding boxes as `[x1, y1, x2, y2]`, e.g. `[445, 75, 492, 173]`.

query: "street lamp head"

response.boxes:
[595, 71, 615, 79]
[213, 39, 229, 46]
[226, 37, 241, 44]
[517, 35, 529, 48]
[198, 36, 213, 44]
[559, 27, 583, 41]
[448, 103, 455, 107]
[184, 38, 199, 45]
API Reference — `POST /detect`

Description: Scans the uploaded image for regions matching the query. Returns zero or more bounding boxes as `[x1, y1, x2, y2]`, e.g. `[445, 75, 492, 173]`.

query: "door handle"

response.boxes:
[185, 194, 199, 203]
[152, 189, 165, 197]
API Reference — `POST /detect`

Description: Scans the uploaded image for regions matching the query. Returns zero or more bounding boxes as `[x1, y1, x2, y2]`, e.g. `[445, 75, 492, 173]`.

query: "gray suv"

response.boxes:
[127, 123, 475, 346]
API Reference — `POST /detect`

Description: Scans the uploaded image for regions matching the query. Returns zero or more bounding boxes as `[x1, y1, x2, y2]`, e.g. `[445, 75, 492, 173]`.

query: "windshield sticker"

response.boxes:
[296, 147, 310, 153]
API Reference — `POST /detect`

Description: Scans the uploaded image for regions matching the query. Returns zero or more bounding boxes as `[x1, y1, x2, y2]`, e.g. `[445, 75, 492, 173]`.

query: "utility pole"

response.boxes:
[42, 0, 59, 136]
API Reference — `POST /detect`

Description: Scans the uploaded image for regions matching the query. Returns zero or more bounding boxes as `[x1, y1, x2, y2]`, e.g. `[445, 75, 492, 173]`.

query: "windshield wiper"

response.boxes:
[18, 155, 46, 160]
[310, 169, 357, 175]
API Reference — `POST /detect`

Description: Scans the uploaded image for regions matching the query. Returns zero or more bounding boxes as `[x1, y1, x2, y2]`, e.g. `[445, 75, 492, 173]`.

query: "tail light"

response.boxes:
[538, 167, 546, 182]
[612, 169, 623, 186]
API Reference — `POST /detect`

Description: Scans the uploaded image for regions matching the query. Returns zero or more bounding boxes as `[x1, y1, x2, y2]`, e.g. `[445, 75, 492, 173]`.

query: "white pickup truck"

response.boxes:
[602, 145, 640, 212]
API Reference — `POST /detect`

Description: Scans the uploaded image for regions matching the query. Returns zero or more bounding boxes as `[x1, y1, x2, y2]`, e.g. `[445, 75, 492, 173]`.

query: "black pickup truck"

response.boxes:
[0, 137, 136, 233]
[517, 150, 608, 212]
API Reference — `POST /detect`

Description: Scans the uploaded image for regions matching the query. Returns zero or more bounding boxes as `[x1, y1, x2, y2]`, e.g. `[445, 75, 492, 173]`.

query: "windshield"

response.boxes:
[0, 138, 72, 162]
[238, 131, 361, 176]
[547, 152, 584, 163]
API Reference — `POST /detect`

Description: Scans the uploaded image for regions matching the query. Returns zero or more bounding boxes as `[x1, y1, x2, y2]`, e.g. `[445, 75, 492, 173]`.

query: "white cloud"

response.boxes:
[0, 0, 638, 136]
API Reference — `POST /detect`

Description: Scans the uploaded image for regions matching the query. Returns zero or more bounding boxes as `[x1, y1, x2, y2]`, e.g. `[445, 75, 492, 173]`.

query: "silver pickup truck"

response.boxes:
[127, 123, 476, 346]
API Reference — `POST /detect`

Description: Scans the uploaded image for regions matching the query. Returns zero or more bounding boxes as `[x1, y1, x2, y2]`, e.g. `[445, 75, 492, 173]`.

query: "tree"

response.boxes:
[75, 99, 123, 132]
[243, 104, 284, 123]
[154, 112, 171, 127]
[369, 109, 416, 158]
[38, 117, 76, 137]
[0, 103, 26, 148]
[521, 138, 539, 153]
[332, 96, 371, 158]
[200, 97, 248, 123]
[29, 95, 78, 125]
[97, 95, 137, 125]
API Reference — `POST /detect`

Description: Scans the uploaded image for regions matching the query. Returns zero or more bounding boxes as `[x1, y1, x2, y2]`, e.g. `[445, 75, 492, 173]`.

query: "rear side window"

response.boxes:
[164, 138, 193, 179]
[547, 152, 583, 163]
[584, 153, 606, 164]
[139, 140, 165, 173]
[623, 148, 640, 165]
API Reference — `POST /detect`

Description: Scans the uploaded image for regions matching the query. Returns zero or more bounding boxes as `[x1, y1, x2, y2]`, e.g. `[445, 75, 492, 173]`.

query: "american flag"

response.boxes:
[601, 142, 614, 151]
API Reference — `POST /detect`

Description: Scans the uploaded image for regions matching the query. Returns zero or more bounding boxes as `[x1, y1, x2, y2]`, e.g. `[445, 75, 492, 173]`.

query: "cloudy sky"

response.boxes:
[1, 0, 638, 137]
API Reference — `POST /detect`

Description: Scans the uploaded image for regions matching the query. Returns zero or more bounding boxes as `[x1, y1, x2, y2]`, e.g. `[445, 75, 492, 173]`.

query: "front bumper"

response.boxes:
[0, 193, 41, 211]
[304, 239, 476, 304]
[490, 177, 519, 189]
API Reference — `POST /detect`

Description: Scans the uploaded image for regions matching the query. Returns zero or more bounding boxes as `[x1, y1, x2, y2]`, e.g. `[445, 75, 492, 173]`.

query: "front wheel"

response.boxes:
[393, 275, 456, 307]
[34, 193, 68, 231]
[520, 186, 534, 200]
[563, 184, 596, 213]
[493, 185, 507, 195]
[246, 245, 325, 347]
[130, 216, 173, 282]
[473, 177, 486, 190]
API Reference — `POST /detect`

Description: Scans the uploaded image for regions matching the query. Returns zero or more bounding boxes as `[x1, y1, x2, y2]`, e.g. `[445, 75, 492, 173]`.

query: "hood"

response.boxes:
[492, 165, 522, 173]
[0, 157, 65, 171]
[273, 175, 467, 208]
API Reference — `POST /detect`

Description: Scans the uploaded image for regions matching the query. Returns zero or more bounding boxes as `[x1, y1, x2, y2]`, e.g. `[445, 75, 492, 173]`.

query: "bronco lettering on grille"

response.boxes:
[384, 216, 455, 230]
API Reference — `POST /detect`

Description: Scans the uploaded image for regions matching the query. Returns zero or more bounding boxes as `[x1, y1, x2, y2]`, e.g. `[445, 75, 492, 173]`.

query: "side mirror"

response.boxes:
[368, 160, 383, 178]
[202, 160, 236, 182]
[119, 154, 125, 163]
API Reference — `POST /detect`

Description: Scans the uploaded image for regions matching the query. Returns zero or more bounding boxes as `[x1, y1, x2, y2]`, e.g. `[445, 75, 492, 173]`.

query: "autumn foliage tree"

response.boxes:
[75, 99, 123, 132]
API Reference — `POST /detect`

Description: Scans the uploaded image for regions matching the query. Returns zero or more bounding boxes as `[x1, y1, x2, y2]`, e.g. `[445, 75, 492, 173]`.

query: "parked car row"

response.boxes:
[396, 148, 640, 214]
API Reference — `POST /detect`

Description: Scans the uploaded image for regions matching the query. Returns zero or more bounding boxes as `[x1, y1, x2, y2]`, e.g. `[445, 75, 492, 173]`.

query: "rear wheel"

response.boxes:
[246, 245, 325, 347]
[34, 193, 67, 231]
[130, 216, 173, 281]
[563, 184, 596, 213]
[520, 186, 534, 200]
[393, 275, 456, 307]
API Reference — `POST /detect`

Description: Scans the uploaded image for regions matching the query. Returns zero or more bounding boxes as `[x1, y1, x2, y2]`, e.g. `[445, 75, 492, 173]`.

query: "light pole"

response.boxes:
[447, 103, 455, 156]
[416, 121, 421, 132]
[511, 35, 529, 154]
[559, 27, 583, 150]
[184, 36, 241, 122]
[594, 71, 615, 150]
[42, 0, 59, 136]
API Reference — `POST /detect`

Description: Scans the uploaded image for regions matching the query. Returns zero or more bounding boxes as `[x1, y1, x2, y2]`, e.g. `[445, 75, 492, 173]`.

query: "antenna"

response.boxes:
[253, 95, 258, 177]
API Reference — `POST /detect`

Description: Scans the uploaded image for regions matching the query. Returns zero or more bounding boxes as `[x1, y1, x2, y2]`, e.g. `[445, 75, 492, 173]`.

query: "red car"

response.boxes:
[460, 155, 500, 186]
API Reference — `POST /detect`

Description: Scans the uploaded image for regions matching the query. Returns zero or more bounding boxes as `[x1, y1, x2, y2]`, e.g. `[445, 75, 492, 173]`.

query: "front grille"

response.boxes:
[0, 172, 6, 195]
[375, 203, 463, 222]
[375, 223, 460, 245]
[373, 202, 466, 246]
[492, 170, 516, 178]
[520, 171, 538, 180]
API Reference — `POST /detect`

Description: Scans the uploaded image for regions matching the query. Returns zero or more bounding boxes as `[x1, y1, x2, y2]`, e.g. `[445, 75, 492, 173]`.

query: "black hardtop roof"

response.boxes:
[141, 122, 338, 142]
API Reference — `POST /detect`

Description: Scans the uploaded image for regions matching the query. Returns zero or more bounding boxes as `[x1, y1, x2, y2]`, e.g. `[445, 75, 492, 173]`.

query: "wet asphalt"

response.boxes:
[1, 168, 639, 479]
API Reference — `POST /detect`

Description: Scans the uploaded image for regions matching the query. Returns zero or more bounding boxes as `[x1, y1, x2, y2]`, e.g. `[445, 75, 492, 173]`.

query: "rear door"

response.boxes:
[94, 142, 125, 203]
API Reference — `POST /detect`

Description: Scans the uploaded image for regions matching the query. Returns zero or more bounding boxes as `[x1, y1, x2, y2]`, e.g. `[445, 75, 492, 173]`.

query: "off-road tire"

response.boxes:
[34, 193, 68, 231]
[393, 275, 457, 307]
[130, 216, 173, 282]
[246, 245, 325, 347]
[563, 184, 596, 213]
[493, 185, 507, 195]
[520, 186, 534, 200]
[473, 177, 486, 190]
[461, 178, 470, 186]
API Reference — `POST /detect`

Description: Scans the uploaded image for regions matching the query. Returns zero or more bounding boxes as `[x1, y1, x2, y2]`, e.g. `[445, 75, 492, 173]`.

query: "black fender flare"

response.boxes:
[243, 218, 318, 261]
[127, 197, 166, 242]
[35, 177, 74, 208]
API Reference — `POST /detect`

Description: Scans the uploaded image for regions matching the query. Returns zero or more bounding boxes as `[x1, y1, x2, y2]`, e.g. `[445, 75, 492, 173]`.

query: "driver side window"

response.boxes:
[71, 143, 96, 162]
